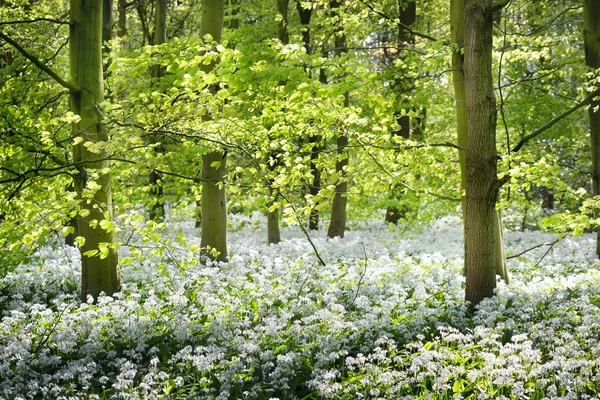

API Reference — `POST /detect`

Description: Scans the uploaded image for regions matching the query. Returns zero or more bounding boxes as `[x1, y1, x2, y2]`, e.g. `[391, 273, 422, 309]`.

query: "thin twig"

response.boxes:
[348, 243, 368, 309]
[533, 239, 561, 268]
[276, 189, 326, 267]
[506, 237, 562, 260]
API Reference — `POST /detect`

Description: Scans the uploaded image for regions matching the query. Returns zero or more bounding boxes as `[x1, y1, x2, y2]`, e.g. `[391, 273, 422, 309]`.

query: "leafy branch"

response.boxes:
[511, 88, 600, 152]
[0, 31, 79, 92]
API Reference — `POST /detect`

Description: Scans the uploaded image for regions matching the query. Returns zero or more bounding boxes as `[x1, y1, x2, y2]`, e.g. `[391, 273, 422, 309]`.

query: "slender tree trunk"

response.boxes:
[297, 1, 321, 231]
[117, 0, 127, 37]
[200, 0, 227, 262]
[71, 0, 120, 301]
[148, 0, 167, 221]
[463, 0, 499, 307]
[584, 0, 600, 257]
[226, 0, 241, 30]
[541, 187, 554, 211]
[327, 0, 349, 239]
[265, 0, 289, 245]
[452, 0, 507, 285]
[201, 150, 228, 261]
[385, 0, 416, 224]
[102, 0, 113, 55]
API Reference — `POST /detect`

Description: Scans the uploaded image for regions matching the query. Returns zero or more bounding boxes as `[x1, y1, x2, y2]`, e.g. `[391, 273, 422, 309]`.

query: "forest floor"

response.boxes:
[1, 214, 600, 399]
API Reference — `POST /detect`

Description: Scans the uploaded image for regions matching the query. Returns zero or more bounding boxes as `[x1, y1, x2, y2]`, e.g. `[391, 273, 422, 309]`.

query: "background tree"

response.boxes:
[327, 0, 349, 239]
[200, 0, 227, 262]
[584, 0, 600, 257]
[147, 0, 168, 221]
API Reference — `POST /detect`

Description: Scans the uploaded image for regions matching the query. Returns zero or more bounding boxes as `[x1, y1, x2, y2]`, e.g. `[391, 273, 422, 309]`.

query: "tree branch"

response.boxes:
[0, 17, 69, 26]
[356, 0, 443, 44]
[511, 88, 600, 152]
[506, 237, 561, 260]
[0, 31, 80, 93]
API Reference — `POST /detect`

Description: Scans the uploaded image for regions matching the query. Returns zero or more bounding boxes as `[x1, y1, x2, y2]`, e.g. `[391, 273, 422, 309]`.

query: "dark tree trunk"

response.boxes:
[584, 0, 600, 257]
[385, 0, 417, 224]
[327, 0, 349, 239]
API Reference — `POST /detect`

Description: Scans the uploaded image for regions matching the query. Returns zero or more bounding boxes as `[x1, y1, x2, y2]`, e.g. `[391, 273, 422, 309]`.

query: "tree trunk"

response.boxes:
[200, 0, 227, 262]
[297, 1, 321, 231]
[200, 151, 228, 261]
[584, 0, 600, 257]
[102, 0, 113, 54]
[117, 0, 127, 37]
[463, 0, 499, 307]
[541, 187, 554, 211]
[70, 0, 120, 301]
[226, 0, 241, 30]
[266, 0, 289, 245]
[453, 0, 507, 286]
[148, 0, 167, 221]
[385, 0, 416, 225]
[327, 0, 349, 239]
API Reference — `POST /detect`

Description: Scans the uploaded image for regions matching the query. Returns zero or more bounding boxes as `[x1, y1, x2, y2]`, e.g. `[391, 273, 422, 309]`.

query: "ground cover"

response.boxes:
[1, 215, 600, 399]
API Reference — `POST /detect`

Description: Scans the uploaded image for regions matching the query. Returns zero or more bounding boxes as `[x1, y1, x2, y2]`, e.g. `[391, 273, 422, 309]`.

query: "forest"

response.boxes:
[1, 0, 600, 398]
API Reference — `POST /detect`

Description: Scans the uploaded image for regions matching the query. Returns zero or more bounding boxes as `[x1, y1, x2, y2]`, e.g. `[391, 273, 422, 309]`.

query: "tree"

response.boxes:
[200, 0, 227, 262]
[148, 0, 168, 221]
[452, 0, 508, 286]
[584, 0, 600, 257]
[384, 0, 417, 225]
[326, 0, 349, 239]
[70, 0, 121, 300]
[463, 0, 503, 307]
[266, 0, 289, 245]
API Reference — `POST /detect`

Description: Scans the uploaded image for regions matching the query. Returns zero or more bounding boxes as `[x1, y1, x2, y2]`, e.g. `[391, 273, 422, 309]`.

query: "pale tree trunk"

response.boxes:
[385, 0, 416, 225]
[266, 0, 289, 245]
[327, 0, 349, 239]
[71, 0, 120, 300]
[200, 0, 227, 262]
[584, 0, 600, 257]
[452, 0, 507, 284]
[148, 0, 167, 221]
[463, 0, 499, 307]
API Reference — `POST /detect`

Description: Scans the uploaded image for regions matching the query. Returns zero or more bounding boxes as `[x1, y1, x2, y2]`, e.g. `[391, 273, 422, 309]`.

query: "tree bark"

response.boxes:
[265, 0, 289, 245]
[148, 0, 167, 221]
[296, 1, 321, 231]
[71, 0, 120, 301]
[102, 0, 113, 53]
[226, 0, 241, 30]
[584, 0, 600, 257]
[385, 0, 416, 225]
[327, 0, 349, 239]
[117, 0, 127, 37]
[453, 0, 507, 286]
[200, 0, 227, 262]
[463, 0, 498, 307]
